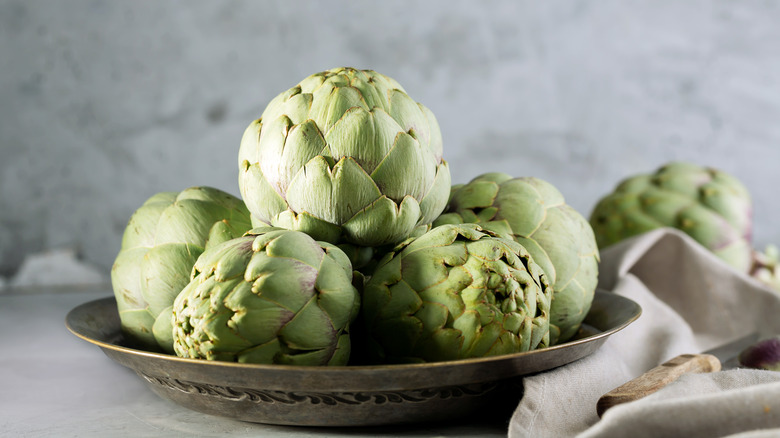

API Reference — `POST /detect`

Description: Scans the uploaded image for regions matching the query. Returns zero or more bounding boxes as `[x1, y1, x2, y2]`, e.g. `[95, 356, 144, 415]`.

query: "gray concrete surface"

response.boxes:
[2, 0, 779, 281]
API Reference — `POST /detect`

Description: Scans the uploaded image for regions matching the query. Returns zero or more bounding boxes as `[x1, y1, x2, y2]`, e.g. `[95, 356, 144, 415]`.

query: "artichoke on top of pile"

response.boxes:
[111, 187, 252, 353]
[434, 173, 599, 344]
[172, 228, 360, 366]
[238, 67, 451, 247]
[360, 223, 552, 364]
[590, 162, 753, 272]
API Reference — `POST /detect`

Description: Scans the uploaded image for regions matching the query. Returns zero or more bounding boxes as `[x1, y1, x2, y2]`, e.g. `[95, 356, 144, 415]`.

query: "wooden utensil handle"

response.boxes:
[596, 353, 721, 417]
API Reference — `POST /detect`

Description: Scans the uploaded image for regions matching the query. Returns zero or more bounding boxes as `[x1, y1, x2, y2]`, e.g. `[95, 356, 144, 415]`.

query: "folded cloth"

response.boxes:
[509, 228, 780, 438]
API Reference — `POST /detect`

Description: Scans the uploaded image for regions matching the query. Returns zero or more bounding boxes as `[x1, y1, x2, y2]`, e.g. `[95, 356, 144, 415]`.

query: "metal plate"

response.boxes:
[66, 290, 640, 427]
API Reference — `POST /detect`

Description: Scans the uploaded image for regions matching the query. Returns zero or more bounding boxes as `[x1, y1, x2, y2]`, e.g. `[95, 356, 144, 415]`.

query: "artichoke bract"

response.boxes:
[172, 228, 360, 366]
[110, 187, 252, 353]
[434, 173, 599, 344]
[238, 67, 451, 247]
[590, 162, 753, 272]
[360, 224, 552, 364]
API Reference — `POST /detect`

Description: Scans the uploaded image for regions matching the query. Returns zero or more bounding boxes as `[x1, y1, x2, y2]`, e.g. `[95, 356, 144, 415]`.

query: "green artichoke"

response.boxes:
[238, 67, 451, 247]
[111, 187, 252, 353]
[590, 162, 753, 272]
[172, 228, 360, 366]
[433, 173, 599, 344]
[751, 245, 780, 293]
[360, 224, 552, 364]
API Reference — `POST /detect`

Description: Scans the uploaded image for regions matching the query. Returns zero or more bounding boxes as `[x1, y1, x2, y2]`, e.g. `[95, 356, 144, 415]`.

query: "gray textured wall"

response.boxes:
[2, 0, 780, 281]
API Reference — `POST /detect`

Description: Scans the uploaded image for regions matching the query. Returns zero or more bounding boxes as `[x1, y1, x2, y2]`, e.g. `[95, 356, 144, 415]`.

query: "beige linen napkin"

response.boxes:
[509, 228, 780, 438]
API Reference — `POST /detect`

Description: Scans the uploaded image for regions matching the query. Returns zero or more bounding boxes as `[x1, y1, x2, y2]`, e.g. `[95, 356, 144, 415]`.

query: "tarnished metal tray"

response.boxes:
[66, 290, 640, 427]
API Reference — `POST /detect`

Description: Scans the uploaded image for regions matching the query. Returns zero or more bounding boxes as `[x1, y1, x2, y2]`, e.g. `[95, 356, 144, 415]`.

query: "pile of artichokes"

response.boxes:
[111, 67, 601, 366]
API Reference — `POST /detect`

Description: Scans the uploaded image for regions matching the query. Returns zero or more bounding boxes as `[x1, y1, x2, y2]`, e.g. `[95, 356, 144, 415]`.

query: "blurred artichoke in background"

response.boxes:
[590, 162, 753, 272]
[751, 245, 780, 293]
[434, 173, 599, 344]
[738, 336, 780, 371]
[360, 224, 552, 364]
[172, 228, 359, 365]
[111, 187, 252, 353]
[238, 67, 451, 247]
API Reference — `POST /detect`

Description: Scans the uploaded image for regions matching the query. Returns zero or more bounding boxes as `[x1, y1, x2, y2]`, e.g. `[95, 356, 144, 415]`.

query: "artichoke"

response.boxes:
[434, 173, 599, 344]
[751, 245, 780, 293]
[238, 67, 451, 247]
[590, 162, 753, 272]
[172, 228, 360, 366]
[360, 224, 552, 364]
[738, 336, 780, 371]
[111, 187, 252, 353]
